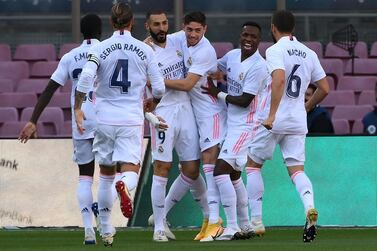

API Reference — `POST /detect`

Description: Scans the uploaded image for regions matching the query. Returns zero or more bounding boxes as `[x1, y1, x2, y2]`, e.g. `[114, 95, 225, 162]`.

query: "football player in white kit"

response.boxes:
[18, 14, 102, 245]
[247, 10, 330, 242]
[144, 11, 209, 242]
[202, 21, 271, 241]
[74, 3, 165, 247]
[165, 11, 226, 241]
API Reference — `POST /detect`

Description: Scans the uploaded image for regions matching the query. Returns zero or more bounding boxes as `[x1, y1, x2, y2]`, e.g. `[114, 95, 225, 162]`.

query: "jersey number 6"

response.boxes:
[286, 64, 301, 99]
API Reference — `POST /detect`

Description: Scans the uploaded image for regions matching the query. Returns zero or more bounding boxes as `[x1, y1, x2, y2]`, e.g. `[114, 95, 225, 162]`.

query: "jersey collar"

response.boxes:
[82, 39, 100, 46]
[113, 30, 131, 36]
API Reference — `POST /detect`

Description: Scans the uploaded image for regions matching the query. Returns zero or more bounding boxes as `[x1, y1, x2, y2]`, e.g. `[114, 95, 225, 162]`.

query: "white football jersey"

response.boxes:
[266, 36, 326, 134]
[218, 49, 270, 128]
[169, 31, 225, 118]
[51, 39, 99, 140]
[152, 35, 190, 108]
[87, 30, 165, 126]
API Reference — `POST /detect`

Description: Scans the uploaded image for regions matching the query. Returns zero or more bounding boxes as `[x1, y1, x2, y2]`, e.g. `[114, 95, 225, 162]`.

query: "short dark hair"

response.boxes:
[242, 21, 262, 33]
[80, 13, 102, 39]
[272, 10, 295, 33]
[184, 11, 206, 26]
[146, 10, 166, 20]
[111, 1, 133, 29]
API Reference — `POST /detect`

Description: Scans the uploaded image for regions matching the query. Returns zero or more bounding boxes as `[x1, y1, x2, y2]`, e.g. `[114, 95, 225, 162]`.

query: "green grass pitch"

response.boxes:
[1, 228, 377, 251]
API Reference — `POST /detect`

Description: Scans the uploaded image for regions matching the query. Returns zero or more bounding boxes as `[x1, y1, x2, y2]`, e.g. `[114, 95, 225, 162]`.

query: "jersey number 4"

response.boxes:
[286, 64, 301, 99]
[110, 59, 131, 94]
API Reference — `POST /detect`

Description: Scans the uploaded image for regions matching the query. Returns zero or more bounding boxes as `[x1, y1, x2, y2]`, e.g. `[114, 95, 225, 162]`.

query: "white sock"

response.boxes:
[120, 171, 139, 192]
[246, 167, 264, 221]
[164, 173, 193, 217]
[214, 174, 238, 230]
[291, 171, 314, 215]
[77, 176, 94, 229]
[190, 174, 210, 219]
[112, 172, 122, 202]
[232, 178, 250, 228]
[151, 175, 168, 232]
[203, 164, 220, 224]
[98, 174, 115, 234]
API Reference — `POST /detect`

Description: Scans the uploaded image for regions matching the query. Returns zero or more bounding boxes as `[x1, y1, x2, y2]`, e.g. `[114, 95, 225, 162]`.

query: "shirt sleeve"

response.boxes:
[146, 48, 165, 99]
[311, 53, 327, 83]
[266, 45, 285, 75]
[76, 49, 99, 94]
[188, 47, 217, 76]
[50, 54, 69, 86]
[217, 52, 228, 73]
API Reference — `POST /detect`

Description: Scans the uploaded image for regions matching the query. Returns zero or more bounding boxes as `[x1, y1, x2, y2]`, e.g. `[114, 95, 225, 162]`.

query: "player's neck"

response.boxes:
[275, 32, 292, 42]
[153, 40, 166, 48]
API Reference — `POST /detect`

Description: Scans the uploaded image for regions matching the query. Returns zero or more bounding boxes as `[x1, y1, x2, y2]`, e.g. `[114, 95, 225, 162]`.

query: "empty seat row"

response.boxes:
[332, 119, 365, 134]
[321, 90, 376, 107]
[0, 79, 72, 93]
[0, 121, 72, 138]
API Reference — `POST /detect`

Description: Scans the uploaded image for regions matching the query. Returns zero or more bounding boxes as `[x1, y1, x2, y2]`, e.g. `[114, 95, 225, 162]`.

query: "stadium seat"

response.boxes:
[14, 44, 56, 61]
[48, 92, 71, 120]
[60, 80, 73, 93]
[358, 90, 376, 105]
[258, 42, 273, 58]
[319, 59, 343, 84]
[0, 79, 15, 92]
[326, 76, 335, 90]
[0, 61, 29, 83]
[303, 41, 323, 58]
[332, 119, 350, 134]
[0, 107, 18, 123]
[344, 58, 377, 75]
[211, 42, 234, 59]
[59, 120, 72, 137]
[370, 41, 377, 58]
[16, 78, 49, 95]
[0, 93, 37, 108]
[352, 119, 364, 134]
[337, 76, 377, 92]
[20, 107, 64, 135]
[0, 43, 11, 61]
[320, 90, 355, 108]
[325, 41, 368, 58]
[0, 121, 25, 138]
[36, 122, 59, 137]
[58, 43, 80, 59]
[332, 105, 373, 121]
[30, 61, 59, 78]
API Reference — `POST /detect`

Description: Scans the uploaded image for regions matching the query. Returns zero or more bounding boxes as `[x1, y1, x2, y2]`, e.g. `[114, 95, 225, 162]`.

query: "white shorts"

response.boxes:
[248, 124, 306, 166]
[93, 124, 143, 166]
[72, 138, 94, 165]
[151, 102, 200, 162]
[219, 125, 259, 171]
[196, 110, 227, 152]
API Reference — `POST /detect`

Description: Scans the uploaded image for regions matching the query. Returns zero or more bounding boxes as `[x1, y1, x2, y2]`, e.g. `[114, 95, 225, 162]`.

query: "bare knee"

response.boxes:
[153, 160, 172, 177]
[201, 146, 220, 164]
[181, 160, 200, 179]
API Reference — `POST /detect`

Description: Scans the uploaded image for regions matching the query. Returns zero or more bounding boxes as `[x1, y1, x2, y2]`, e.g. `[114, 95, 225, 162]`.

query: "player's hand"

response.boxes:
[201, 76, 220, 98]
[18, 122, 37, 143]
[262, 115, 275, 130]
[143, 36, 155, 50]
[74, 108, 86, 134]
[156, 116, 168, 131]
[143, 98, 158, 113]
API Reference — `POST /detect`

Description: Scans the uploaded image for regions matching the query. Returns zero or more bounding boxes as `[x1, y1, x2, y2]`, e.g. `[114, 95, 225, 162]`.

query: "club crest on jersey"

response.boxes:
[239, 72, 244, 81]
[187, 57, 192, 66]
[158, 146, 164, 153]
[176, 50, 183, 58]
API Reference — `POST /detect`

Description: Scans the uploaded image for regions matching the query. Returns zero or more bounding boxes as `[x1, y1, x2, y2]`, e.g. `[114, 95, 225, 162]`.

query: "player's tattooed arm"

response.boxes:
[74, 90, 87, 134]
[74, 90, 86, 110]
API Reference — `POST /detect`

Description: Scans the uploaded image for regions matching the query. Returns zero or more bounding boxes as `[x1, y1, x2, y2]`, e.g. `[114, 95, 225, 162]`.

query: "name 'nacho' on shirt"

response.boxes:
[100, 43, 146, 60]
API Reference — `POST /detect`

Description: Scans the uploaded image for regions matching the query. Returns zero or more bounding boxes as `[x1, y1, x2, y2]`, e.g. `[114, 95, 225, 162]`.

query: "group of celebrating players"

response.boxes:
[18, 1, 330, 247]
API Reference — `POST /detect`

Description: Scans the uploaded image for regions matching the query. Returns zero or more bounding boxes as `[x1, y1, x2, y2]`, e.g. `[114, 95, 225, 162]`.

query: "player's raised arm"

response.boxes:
[74, 54, 98, 134]
[147, 52, 165, 99]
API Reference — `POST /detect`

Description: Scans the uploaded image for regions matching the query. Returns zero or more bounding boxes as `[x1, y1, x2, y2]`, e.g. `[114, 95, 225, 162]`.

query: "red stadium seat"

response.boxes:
[326, 76, 335, 90]
[344, 59, 377, 75]
[332, 105, 373, 121]
[0, 79, 15, 93]
[0, 61, 29, 83]
[20, 107, 64, 135]
[30, 61, 59, 78]
[337, 76, 377, 92]
[352, 119, 364, 134]
[0, 107, 18, 123]
[14, 44, 56, 61]
[59, 43, 80, 59]
[320, 90, 355, 108]
[325, 41, 368, 58]
[49, 92, 71, 120]
[60, 80, 73, 93]
[370, 41, 377, 58]
[0, 43, 11, 61]
[59, 120, 72, 137]
[16, 78, 49, 95]
[332, 119, 350, 134]
[319, 59, 343, 84]
[258, 42, 273, 58]
[211, 42, 234, 59]
[303, 41, 323, 58]
[0, 93, 37, 108]
[358, 91, 376, 105]
[0, 121, 25, 138]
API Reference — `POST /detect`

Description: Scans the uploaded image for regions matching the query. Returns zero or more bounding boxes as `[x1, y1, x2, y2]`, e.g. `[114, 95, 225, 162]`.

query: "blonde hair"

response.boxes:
[111, 2, 133, 30]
